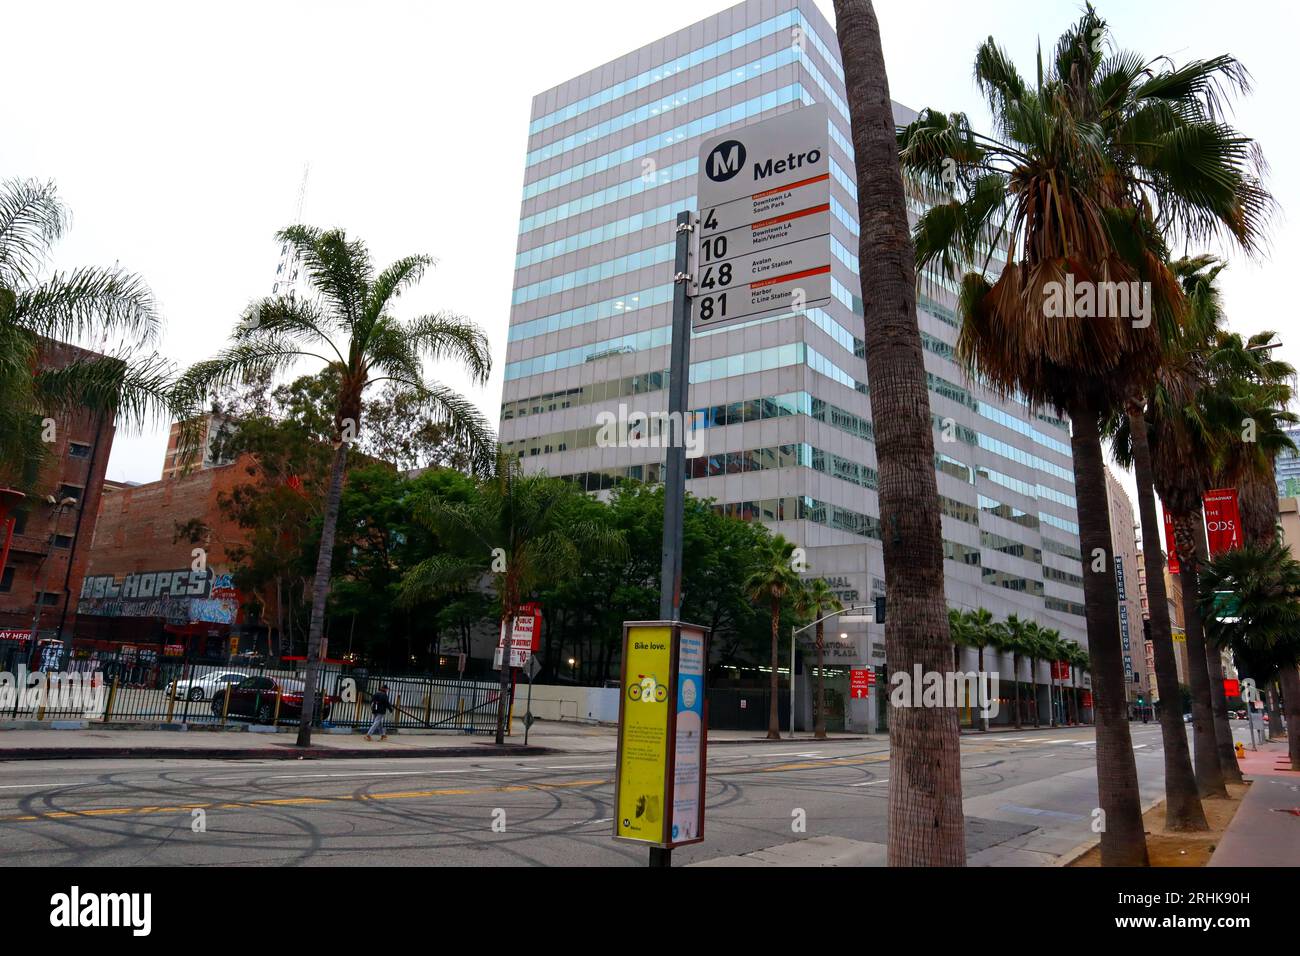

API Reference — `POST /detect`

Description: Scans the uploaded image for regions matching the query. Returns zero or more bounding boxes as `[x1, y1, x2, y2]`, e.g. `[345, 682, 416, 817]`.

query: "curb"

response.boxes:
[1052, 795, 1165, 866]
[707, 735, 870, 745]
[0, 744, 560, 762]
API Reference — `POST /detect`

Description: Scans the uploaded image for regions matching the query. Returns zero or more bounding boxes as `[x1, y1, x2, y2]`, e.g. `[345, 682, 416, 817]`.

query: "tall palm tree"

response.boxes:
[967, 607, 999, 731]
[401, 458, 625, 744]
[794, 578, 843, 739]
[182, 225, 494, 747]
[0, 178, 181, 484]
[834, 0, 964, 867]
[744, 536, 802, 740]
[899, 6, 1268, 866]
[1023, 620, 1049, 728]
[1003, 613, 1033, 730]
[1039, 627, 1065, 727]
[948, 609, 978, 728]
[1200, 541, 1300, 770]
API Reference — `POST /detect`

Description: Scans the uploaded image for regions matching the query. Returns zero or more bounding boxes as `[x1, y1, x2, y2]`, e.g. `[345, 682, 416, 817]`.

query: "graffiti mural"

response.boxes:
[77, 568, 240, 626]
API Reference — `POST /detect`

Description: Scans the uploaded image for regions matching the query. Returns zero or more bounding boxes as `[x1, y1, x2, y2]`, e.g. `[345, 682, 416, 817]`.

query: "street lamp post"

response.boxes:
[789, 604, 870, 739]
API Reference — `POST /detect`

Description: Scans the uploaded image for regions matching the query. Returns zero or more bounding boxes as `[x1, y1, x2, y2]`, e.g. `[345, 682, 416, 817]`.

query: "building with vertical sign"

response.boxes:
[498, 0, 1088, 701]
[1105, 467, 1152, 711]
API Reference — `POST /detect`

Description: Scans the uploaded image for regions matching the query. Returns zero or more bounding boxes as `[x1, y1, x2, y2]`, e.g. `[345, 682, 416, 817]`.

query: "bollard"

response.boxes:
[273, 688, 282, 726]
[423, 692, 432, 726]
[103, 677, 119, 723]
[221, 682, 232, 725]
[165, 677, 177, 723]
[1235, 741, 1245, 760]
[34, 672, 47, 721]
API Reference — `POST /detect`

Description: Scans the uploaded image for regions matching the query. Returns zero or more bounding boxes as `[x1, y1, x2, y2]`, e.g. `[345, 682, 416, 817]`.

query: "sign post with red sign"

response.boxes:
[495, 602, 543, 670]
[1203, 488, 1242, 557]
[850, 668, 874, 700]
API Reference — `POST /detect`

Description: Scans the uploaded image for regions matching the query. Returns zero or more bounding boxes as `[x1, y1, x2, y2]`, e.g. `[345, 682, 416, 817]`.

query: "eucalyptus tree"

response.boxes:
[182, 225, 494, 747]
[898, 4, 1269, 862]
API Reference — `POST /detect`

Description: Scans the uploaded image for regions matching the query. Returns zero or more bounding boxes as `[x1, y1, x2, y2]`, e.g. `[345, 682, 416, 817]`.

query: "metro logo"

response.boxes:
[704, 140, 746, 182]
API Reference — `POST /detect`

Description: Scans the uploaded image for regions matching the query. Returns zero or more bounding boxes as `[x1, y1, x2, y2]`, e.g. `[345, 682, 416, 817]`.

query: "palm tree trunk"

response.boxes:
[274, 575, 284, 660]
[834, 0, 963, 866]
[295, 441, 348, 748]
[815, 620, 827, 739]
[1013, 654, 1022, 729]
[1127, 407, 1207, 829]
[1266, 682, 1286, 740]
[977, 646, 988, 731]
[768, 600, 781, 740]
[1279, 666, 1300, 771]
[1190, 523, 1244, 784]
[495, 605, 516, 745]
[1172, 509, 1229, 797]
[1030, 658, 1040, 726]
[1066, 401, 1148, 865]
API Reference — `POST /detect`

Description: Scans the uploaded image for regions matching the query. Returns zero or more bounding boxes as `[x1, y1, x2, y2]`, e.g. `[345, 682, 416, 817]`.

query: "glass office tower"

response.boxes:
[499, 0, 1088, 714]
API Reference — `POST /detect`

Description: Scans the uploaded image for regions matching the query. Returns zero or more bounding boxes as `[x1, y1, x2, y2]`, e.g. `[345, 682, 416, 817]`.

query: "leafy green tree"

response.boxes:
[401, 459, 625, 744]
[182, 225, 494, 747]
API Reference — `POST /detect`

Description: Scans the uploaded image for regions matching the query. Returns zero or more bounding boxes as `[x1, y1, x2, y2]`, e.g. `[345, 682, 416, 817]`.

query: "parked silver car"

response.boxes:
[165, 671, 248, 702]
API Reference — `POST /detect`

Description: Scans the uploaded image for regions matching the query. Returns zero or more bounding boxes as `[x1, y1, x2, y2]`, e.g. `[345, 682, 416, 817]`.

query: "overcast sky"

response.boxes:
[6, 0, 1297, 548]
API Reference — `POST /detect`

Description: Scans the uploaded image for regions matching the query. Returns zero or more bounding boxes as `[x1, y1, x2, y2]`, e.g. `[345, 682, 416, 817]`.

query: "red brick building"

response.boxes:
[0, 342, 116, 672]
[75, 452, 267, 665]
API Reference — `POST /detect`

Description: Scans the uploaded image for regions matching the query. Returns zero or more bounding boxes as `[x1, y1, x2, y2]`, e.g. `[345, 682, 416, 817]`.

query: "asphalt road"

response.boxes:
[0, 721, 1237, 866]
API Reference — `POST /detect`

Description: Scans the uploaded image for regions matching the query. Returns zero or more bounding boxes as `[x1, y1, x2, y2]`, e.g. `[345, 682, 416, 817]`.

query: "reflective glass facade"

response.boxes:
[499, 0, 1087, 671]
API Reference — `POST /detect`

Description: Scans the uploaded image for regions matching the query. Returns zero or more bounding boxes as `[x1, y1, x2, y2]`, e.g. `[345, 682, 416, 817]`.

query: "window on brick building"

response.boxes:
[53, 534, 73, 549]
[0, 568, 13, 592]
[68, 442, 92, 459]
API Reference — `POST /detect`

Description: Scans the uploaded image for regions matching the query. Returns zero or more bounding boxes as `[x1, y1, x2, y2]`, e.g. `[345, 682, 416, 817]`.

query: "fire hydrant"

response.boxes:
[1235, 741, 1245, 759]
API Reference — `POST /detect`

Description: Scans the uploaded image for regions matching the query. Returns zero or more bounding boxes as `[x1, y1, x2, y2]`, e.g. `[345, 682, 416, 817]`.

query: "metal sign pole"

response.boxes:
[651, 211, 694, 868]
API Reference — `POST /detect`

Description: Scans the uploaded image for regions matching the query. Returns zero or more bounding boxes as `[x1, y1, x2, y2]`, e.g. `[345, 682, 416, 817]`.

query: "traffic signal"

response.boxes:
[1137, 695, 1145, 706]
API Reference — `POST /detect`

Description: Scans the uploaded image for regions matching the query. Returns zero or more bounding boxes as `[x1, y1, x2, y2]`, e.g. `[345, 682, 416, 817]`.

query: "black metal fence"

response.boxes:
[2, 661, 505, 735]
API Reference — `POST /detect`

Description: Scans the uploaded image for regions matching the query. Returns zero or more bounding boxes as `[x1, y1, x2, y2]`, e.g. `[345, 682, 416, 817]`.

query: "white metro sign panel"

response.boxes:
[694, 103, 832, 332]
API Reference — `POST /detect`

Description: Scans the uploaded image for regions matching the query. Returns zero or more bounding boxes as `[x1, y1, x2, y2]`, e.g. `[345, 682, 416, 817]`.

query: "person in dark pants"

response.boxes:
[366, 685, 393, 740]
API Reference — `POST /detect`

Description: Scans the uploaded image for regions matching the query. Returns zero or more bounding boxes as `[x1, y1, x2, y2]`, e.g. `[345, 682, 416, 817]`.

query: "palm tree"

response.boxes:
[1023, 620, 1050, 728]
[402, 458, 625, 744]
[1039, 627, 1065, 727]
[1003, 613, 1034, 730]
[794, 578, 844, 739]
[0, 178, 181, 484]
[899, 4, 1269, 865]
[966, 608, 999, 731]
[948, 609, 978, 729]
[1065, 642, 1092, 724]
[744, 536, 802, 740]
[834, 0, 965, 867]
[182, 225, 494, 747]
[1200, 541, 1300, 770]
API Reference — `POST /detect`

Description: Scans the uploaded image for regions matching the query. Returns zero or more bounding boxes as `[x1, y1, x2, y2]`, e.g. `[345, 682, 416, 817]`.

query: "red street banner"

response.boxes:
[1051, 661, 1070, 680]
[1223, 679, 1240, 698]
[1081, 691, 1094, 708]
[1162, 505, 1179, 574]
[1203, 488, 1242, 557]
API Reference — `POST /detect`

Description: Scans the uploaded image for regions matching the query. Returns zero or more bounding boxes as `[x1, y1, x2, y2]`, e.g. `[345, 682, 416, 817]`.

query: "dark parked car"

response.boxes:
[212, 676, 334, 723]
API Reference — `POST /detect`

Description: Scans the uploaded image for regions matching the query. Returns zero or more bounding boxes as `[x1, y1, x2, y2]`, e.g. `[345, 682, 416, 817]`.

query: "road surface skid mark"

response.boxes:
[720, 754, 890, 775]
[0, 779, 609, 824]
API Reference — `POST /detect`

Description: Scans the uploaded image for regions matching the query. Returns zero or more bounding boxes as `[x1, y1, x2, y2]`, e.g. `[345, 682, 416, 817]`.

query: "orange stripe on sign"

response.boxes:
[751, 173, 829, 201]
[752, 203, 830, 231]
[750, 264, 831, 291]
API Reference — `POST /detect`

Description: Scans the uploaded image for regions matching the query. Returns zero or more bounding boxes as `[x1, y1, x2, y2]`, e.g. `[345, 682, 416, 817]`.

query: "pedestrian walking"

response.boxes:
[366, 684, 393, 740]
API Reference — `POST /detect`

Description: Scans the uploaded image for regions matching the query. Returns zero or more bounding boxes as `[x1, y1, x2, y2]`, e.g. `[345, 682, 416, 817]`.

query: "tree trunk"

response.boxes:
[1279, 666, 1300, 771]
[815, 620, 827, 739]
[1172, 509, 1228, 798]
[834, 0, 963, 866]
[274, 575, 284, 661]
[768, 599, 781, 740]
[1066, 401, 1148, 865]
[977, 646, 988, 731]
[495, 603, 517, 745]
[1191, 518, 1244, 784]
[1013, 654, 1022, 729]
[1267, 681, 1286, 740]
[1128, 407, 1207, 830]
[1030, 658, 1040, 726]
[295, 441, 348, 748]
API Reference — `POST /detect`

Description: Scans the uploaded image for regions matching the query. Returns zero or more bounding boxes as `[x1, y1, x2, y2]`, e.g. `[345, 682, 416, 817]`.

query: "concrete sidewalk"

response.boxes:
[0, 719, 871, 760]
[1209, 740, 1300, 867]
